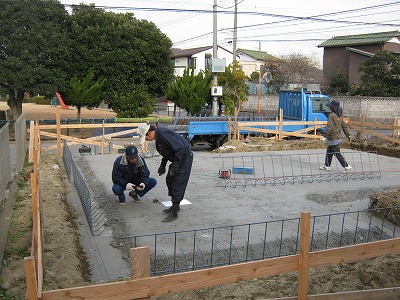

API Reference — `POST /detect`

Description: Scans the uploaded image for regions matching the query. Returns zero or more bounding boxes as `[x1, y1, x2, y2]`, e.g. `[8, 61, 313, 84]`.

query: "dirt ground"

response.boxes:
[1, 104, 400, 299]
[0, 102, 117, 120]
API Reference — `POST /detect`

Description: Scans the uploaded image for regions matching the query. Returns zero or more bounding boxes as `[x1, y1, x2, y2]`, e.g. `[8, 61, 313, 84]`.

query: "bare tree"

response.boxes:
[278, 53, 318, 86]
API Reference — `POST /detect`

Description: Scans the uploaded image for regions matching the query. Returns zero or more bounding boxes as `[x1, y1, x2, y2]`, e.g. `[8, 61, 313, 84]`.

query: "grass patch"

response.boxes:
[0, 157, 33, 297]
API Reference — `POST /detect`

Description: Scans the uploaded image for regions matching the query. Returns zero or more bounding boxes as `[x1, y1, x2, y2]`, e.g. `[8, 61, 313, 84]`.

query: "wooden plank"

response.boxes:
[130, 247, 150, 280]
[309, 238, 400, 268]
[38, 123, 142, 130]
[238, 127, 322, 139]
[348, 125, 400, 144]
[41, 141, 122, 152]
[38, 131, 106, 147]
[267, 287, 400, 300]
[349, 121, 400, 130]
[237, 121, 327, 126]
[37, 171, 43, 297]
[56, 107, 61, 157]
[393, 118, 399, 140]
[130, 247, 151, 300]
[237, 126, 326, 134]
[279, 109, 283, 140]
[41, 255, 299, 300]
[298, 212, 310, 300]
[85, 128, 139, 140]
[29, 120, 35, 163]
[25, 256, 39, 300]
[41, 238, 400, 300]
[30, 173, 39, 277]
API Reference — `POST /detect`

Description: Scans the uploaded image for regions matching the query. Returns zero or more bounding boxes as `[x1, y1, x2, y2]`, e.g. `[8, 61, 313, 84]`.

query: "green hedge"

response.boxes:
[29, 96, 50, 105]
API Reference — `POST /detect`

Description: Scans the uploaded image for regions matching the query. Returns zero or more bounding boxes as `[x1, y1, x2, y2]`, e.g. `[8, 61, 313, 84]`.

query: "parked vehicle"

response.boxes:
[170, 84, 331, 148]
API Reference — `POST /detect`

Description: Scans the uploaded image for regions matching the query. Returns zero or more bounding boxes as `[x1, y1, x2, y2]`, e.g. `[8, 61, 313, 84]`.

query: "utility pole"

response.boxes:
[212, 0, 218, 116]
[233, 0, 237, 61]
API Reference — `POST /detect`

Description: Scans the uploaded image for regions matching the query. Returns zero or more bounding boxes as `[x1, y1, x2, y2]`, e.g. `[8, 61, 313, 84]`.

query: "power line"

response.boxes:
[172, 3, 399, 46]
[2, 0, 397, 49]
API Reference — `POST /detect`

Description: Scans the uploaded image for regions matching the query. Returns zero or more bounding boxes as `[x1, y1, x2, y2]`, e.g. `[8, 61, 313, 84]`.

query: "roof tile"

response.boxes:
[318, 30, 400, 48]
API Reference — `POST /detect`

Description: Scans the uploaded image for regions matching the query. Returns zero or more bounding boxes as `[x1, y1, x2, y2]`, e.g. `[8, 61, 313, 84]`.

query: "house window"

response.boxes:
[188, 57, 196, 69]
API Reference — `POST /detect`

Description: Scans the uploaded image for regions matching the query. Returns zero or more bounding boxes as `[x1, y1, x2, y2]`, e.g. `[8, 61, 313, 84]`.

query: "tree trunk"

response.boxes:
[77, 106, 81, 120]
[7, 88, 24, 120]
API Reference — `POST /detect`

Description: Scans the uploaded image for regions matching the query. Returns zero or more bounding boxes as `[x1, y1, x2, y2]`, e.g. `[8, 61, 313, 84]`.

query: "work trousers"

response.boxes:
[166, 152, 193, 204]
[324, 144, 349, 168]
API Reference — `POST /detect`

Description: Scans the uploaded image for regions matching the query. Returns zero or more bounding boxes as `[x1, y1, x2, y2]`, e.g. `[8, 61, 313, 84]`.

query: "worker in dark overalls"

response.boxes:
[138, 123, 193, 222]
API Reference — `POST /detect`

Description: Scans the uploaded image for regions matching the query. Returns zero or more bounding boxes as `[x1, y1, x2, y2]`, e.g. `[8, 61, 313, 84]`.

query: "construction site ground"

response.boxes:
[1, 103, 400, 299]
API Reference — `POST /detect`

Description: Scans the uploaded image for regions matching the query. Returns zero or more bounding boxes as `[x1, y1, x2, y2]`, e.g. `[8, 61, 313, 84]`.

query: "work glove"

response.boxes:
[169, 163, 179, 177]
[126, 183, 135, 191]
[158, 164, 166, 176]
[136, 183, 145, 191]
[346, 135, 352, 142]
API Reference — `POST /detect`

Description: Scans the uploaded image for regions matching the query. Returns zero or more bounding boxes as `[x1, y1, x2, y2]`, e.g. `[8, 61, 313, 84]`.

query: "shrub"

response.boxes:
[29, 96, 50, 105]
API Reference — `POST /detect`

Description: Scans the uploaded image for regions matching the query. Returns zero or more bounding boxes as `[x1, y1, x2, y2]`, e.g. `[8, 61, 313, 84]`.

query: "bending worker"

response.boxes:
[138, 123, 193, 222]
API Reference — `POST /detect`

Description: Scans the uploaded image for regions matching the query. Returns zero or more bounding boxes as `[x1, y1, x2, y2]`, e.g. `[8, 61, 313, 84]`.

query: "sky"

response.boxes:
[60, 0, 400, 67]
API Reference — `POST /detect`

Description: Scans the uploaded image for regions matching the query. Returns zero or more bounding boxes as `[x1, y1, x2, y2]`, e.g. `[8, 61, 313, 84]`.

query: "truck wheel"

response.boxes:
[220, 136, 228, 146]
[212, 140, 221, 149]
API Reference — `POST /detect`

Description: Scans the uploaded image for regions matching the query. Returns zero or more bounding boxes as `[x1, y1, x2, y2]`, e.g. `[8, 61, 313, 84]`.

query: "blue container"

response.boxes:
[232, 167, 254, 175]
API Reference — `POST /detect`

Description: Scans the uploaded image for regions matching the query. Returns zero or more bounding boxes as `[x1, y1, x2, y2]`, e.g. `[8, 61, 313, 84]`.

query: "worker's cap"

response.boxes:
[326, 100, 340, 108]
[137, 123, 150, 145]
[125, 145, 138, 159]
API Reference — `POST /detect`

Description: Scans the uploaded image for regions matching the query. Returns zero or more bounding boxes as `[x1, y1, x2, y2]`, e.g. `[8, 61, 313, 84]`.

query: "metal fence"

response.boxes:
[14, 113, 26, 173]
[154, 104, 188, 117]
[124, 206, 399, 276]
[0, 122, 11, 204]
[0, 114, 26, 205]
[62, 141, 108, 235]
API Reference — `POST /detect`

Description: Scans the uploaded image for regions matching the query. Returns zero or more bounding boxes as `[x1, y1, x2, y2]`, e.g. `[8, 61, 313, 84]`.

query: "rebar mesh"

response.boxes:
[62, 141, 108, 235]
[122, 206, 399, 277]
[215, 151, 381, 188]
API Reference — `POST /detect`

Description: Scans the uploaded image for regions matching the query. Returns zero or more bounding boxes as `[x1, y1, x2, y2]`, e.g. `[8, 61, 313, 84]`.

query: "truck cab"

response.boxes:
[279, 84, 331, 122]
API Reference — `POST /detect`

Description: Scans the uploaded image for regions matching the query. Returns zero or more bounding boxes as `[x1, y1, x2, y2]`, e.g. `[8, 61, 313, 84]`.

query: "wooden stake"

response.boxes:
[130, 247, 151, 300]
[298, 212, 311, 300]
[25, 256, 39, 300]
[29, 120, 35, 163]
[56, 107, 61, 157]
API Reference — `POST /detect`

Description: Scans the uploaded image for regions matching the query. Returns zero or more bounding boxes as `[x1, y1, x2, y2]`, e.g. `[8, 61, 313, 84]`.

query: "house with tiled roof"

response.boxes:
[171, 46, 233, 77]
[236, 48, 279, 76]
[318, 30, 400, 85]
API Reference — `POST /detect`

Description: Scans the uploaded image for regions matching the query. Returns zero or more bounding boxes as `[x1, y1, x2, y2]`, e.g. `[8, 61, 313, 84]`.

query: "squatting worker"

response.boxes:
[112, 144, 157, 205]
[138, 123, 193, 222]
[320, 99, 352, 173]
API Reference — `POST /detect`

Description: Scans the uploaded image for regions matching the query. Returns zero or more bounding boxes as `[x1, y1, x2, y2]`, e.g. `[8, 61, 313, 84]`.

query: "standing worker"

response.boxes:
[112, 145, 157, 205]
[138, 123, 193, 222]
[320, 100, 352, 173]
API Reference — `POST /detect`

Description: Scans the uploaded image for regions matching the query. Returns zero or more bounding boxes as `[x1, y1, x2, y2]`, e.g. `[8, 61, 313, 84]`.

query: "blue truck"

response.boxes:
[171, 84, 332, 148]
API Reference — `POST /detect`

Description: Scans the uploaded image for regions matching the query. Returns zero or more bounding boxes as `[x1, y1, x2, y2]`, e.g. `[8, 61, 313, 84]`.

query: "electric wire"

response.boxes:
[1, 0, 398, 49]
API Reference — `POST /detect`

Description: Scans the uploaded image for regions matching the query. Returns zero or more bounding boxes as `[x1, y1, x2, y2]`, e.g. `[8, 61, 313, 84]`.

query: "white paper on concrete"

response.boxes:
[161, 199, 191, 208]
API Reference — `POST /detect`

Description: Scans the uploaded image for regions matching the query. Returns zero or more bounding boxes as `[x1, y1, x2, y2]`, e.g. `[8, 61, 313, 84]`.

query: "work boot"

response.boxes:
[163, 205, 180, 214]
[162, 204, 179, 223]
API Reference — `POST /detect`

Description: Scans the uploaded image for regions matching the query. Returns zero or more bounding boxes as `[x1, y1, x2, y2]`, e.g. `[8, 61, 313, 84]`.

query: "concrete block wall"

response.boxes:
[243, 95, 400, 124]
[335, 96, 400, 124]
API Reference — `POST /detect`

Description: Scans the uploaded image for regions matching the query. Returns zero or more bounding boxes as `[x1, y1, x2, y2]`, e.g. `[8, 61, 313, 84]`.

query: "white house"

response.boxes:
[236, 48, 279, 76]
[172, 46, 234, 77]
